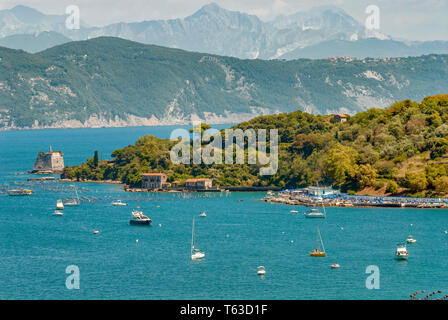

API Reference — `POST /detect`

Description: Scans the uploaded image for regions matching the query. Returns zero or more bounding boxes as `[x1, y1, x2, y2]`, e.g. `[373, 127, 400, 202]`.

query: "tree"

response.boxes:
[386, 181, 399, 194]
[433, 176, 448, 194]
[404, 172, 428, 193]
[94, 150, 99, 167]
[355, 164, 377, 189]
[325, 144, 358, 187]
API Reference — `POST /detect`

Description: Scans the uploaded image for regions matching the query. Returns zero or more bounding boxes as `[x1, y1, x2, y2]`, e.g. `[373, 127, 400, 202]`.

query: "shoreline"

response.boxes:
[263, 194, 448, 209]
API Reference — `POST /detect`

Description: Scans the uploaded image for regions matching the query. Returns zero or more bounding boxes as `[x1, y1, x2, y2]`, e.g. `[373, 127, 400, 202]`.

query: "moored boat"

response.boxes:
[7, 188, 32, 196]
[395, 244, 409, 260]
[257, 266, 266, 275]
[130, 209, 151, 225]
[191, 216, 205, 260]
[56, 199, 64, 210]
[112, 200, 128, 206]
[309, 227, 326, 257]
[304, 207, 326, 218]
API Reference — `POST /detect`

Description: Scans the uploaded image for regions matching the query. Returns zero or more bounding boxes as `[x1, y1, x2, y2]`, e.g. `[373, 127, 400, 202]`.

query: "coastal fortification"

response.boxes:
[32, 146, 64, 174]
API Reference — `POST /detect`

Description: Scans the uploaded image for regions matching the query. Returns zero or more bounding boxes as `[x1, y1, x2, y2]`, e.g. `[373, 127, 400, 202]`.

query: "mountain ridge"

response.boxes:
[0, 4, 446, 59]
[0, 36, 447, 130]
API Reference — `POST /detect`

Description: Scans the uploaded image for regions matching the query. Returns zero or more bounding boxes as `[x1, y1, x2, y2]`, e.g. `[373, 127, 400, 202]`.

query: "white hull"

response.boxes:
[304, 214, 325, 218]
[191, 252, 205, 260]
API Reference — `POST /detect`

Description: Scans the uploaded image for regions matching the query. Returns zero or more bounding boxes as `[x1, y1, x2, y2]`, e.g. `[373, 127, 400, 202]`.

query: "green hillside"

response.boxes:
[63, 95, 448, 197]
[0, 37, 448, 129]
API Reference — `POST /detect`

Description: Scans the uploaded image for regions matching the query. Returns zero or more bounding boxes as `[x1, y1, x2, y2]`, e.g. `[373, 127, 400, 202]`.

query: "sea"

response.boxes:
[0, 125, 447, 300]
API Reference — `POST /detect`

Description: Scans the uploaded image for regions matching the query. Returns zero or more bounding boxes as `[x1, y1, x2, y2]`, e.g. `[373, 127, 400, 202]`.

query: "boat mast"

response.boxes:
[317, 227, 325, 252]
[191, 217, 195, 253]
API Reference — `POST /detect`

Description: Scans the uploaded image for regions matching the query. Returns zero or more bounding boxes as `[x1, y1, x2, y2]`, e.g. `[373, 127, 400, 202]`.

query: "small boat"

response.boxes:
[331, 264, 340, 269]
[129, 209, 151, 225]
[53, 210, 63, 216]
[7, 188, 32, 196]
[191, 217, 205, 260]
[309, 227, 326, 257]
[406, 224, 417, 243]
[304, 207, 326, 218]
[64, 185, 80, 206]
[290, 210, 299, 214]
[257, 266, 266, 275]
[406, 236, 417, 244]
[112, 200, 128, 206]
[199, 212, 207, 217]
[395, 244, 409, 260]
[93, 230, 99, 234]
[56, 199, 64, 210]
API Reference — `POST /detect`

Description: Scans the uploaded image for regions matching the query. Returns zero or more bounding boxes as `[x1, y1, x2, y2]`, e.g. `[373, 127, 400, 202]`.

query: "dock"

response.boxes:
[263, 190, 448, 209]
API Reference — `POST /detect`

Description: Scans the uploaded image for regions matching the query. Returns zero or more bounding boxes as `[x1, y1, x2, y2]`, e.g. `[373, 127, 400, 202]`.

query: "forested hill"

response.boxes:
[0, 37, 448, 129]
[64, 95, 448, 197]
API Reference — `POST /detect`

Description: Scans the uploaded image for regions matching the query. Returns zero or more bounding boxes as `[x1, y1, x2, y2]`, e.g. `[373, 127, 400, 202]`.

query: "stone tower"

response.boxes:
[33, 146, 65, 174]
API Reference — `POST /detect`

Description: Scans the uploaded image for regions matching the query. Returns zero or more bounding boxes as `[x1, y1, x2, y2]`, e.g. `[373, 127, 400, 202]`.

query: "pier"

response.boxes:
[263, 189, 448, 209]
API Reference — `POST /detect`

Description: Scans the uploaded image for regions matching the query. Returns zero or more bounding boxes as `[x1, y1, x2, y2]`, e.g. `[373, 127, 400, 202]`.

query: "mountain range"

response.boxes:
[0, 3, 447, 59]
[0, 37, 447, 130]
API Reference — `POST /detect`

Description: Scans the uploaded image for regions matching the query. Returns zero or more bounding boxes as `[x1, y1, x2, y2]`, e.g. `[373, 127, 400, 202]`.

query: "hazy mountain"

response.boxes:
[0, 37, 447, 130]
[1, 4, 447, 58]
[0, 31, 70, 53]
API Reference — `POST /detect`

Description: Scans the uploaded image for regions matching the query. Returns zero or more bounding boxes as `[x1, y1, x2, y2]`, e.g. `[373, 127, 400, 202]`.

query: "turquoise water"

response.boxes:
[1, 126, 448, 300]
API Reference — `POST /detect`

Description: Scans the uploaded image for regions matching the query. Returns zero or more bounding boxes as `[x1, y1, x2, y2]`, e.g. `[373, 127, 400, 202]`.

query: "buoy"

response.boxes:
[136, 239, 139, 243]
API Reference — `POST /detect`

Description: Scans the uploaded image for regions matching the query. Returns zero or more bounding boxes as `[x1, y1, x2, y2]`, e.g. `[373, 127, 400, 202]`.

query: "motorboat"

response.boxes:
[395, 244, 409, 260]
[7, 188, 32, 196]
[129, 209, 151, 225]
[257, 266, 266, 275]
[112, 200, 128, 206]
[331, 264, 340, 269]
[199, 212, 207, 217]
[53, 210, 63, 216]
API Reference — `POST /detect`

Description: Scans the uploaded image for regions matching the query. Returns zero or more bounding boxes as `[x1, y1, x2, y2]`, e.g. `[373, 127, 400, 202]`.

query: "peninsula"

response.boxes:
[61, 95, 448, 198]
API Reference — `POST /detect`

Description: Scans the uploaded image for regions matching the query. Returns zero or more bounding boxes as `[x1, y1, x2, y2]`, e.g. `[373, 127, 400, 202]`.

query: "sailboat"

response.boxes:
[406, 224, 417, 243]
[64, 185, 80, 206]
[309, 226, 326, 257]
[191, 217, 205, 260]
[56, 199, 64, 210]
[304, 199, 326, 218]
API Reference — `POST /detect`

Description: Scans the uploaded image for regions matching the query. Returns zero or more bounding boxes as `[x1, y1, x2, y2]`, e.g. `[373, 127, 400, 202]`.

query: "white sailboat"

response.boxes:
[56, 199, 64, 210]
[406, 224, 417, 243]
[304, 202, 326, 218]
[191, 217, 205, 260]
[64, 185, 80, 206]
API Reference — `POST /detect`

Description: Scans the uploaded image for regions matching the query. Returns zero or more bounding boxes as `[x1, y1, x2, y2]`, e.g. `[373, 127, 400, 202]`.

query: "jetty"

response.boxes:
[263, 188, 448, 209]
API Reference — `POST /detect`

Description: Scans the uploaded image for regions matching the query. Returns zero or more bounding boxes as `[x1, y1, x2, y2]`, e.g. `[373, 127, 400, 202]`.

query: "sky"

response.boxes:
[1, 0, 447, 41]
